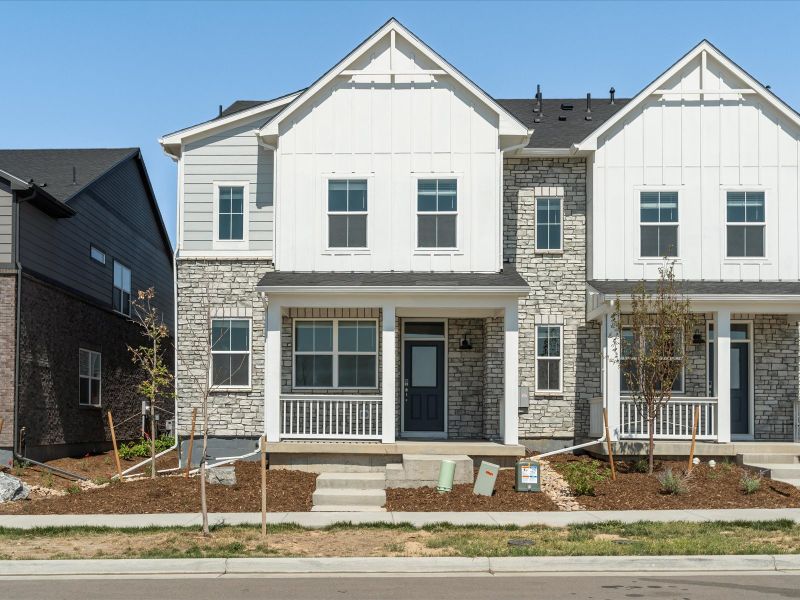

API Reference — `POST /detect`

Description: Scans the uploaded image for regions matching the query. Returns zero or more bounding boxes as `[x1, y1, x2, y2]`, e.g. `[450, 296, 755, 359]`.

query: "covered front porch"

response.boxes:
[257, 270, 529, 448]
[588, 281, 800, 445]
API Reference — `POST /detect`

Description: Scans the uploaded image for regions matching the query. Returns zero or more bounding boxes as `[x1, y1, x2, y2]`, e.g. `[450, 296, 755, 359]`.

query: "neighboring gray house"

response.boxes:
[161, 20, 800, 479]
[0, 148, 174, 463]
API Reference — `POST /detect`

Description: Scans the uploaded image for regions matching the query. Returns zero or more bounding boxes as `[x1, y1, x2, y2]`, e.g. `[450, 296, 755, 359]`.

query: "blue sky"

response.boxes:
[3, 1, 800, 246]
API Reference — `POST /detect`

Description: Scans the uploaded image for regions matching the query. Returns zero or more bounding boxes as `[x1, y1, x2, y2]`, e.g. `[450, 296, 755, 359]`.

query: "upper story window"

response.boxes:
[294, 319, 377, 389]
[211, 318, 251, 388]
[217, 185, 245, 241]
[726, 191, 765, 258]
[79, 348, 101, 407]
[640, 191, 678, 257]
[536, 197, 562, 252]
[535, 325, 562, 393]
[328, 180, 367, 248]
[90, 245, 106, 265]
[417, 179, 457, 249]
[112, 260, 131, 317]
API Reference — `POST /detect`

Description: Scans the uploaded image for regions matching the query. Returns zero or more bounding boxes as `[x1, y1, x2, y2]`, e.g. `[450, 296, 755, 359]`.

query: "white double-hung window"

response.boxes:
[113, 260, 131, 316]
[536, 197, 562, 252]
[726, 191, 765, 258]
[210, 319, 251, 388]
[79, 349, 102, 407]
[213, 182, 249, 246]
[294, 320, 377, 388]
[328, 180, 368, 248]
[417, 179, 457, 249]
[535, 325, 562, 393]
[640, 191, 678, 257]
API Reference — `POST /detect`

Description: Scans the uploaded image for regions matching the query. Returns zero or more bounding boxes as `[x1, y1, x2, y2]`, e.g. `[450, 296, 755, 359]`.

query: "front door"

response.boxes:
[730, 341, 750, 436]
[403, 340, 445, 433]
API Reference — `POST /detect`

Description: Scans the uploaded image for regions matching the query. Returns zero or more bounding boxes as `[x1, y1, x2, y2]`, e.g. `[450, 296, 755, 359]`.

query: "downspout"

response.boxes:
[11, 189, 86, 481]
[498, 133, 533, 270]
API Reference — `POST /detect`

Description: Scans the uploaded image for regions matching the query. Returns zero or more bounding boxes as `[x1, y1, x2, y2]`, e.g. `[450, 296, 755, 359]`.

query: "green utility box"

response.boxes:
[473, 461, 500, 496]
[515, 459, 541, 492]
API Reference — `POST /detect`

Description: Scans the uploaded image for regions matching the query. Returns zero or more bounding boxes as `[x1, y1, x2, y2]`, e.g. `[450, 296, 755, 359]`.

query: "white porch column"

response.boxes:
[715, 309, 731, 443]
[502, 300, 520, 445]
[605, 313, 621, 441]
[381, 304, 396, 443]
[264, 299, 283, 442]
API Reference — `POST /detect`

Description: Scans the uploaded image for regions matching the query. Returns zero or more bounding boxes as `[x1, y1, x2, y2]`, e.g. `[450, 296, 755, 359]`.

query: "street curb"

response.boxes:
[1, 555, 799, 577]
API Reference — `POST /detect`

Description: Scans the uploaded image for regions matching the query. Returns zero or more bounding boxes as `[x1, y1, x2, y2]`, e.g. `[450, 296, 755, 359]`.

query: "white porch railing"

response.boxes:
[619, 397, 718, 440]
[794, 402, 800, 443]
[280, 396, 383, 440]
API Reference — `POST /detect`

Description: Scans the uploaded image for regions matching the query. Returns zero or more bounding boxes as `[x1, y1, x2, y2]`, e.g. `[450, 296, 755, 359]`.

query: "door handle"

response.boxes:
[404, 379, 409, 402]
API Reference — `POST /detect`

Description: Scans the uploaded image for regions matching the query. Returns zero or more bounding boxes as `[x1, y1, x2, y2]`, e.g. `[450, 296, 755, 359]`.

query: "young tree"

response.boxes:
[129, 288, 174, 479]
[611, 262, 694, 474]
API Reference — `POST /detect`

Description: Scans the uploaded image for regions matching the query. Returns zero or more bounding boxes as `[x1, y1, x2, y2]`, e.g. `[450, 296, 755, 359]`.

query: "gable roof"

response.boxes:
[0, 148, 173, 254]
[258, 18, 530, 139]
[497, 98, 630, 149]
[575, 39, 800, 151]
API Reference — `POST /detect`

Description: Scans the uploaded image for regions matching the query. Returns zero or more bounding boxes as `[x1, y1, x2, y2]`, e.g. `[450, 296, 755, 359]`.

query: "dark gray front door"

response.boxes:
[403, 340, 445, 433]
[730, 342, 750, 436]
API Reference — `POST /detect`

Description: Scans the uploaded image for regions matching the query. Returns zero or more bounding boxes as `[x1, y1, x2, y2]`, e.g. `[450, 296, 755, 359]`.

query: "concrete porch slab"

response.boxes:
[265, 440, 526, 456]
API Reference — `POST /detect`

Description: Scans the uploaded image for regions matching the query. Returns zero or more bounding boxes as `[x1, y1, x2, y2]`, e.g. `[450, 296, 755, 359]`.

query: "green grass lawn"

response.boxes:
[0, 521, 798, 560]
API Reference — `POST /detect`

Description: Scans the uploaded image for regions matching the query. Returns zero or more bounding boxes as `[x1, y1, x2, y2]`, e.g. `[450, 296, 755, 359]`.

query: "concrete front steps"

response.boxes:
[311, 472, 387, 512]
[738, 451, 800, 487]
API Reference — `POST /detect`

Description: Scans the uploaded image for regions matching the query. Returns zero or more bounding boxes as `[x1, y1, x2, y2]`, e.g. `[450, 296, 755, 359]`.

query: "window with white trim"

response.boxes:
[217, 185, 246, 241]
[726, 191, 765, 257]
[211, 319, 251, 388]
[90, 245, 106, 264]
[113, 261, 131, 316]
[620, 327, 684, 393]
[417, 179, 457, 249]
[328, 180, 367, 248]
[79, 349, 101, 407]
[536, 197, 562, 251]
[535, 325, 562, 392]
[294, 320, 377, 388]
[640, 191, 678, 257]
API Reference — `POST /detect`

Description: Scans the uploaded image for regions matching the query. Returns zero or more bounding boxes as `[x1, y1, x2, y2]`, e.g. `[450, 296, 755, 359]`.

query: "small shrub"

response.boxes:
[66, 484, 81, 495]
[41, 472, 55, 489]
[632, 458, 649, 473]
[740, 473, 762, 495]
[561, 461, 611, 497]
[118, 435, 175, 460]
[657, 468, 689, 495]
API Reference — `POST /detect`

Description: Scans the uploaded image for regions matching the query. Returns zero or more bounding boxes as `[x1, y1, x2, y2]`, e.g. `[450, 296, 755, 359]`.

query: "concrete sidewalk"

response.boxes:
[1, 508, 799, 529]
[1, 555, 800, 577]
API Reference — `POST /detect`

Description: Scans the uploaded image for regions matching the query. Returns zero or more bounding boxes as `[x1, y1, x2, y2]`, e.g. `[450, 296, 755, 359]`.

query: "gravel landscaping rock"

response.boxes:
[0, 473, 30, 503]
[537, 459, 584, 512]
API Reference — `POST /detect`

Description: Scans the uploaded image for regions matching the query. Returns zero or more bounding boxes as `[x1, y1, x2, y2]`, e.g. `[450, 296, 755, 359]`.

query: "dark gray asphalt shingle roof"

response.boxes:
[497, 98, 631, 148]
[258, 268, 528, 289]
[589, 280, 800, 296]
[0, 148, 138, 203]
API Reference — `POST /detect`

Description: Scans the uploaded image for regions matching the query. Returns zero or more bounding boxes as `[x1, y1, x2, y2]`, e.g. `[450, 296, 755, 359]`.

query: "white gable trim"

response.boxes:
[258, 18, 530, 139]
[159, 91, 303, 150]
[574, 40, 800, 152]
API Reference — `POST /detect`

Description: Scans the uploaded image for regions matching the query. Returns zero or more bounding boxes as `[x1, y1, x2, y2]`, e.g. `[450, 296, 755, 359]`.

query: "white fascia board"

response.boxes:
[575, 40, 800, 151]
[256, 285, 529, 296]
[0, 169, 32, 190]
[592, 293, 800, 315]
[159, 92, 303, 149]
[514, 147, 576, 157]
[259, 19, 529, 139]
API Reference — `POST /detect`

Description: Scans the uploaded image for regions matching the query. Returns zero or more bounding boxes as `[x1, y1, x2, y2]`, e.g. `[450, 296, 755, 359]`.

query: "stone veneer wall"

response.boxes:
[447, 319, 485, 439]
[176, 259, 269, 437]
[504, 157, 601, 440]
[0, 274, 16, 449]
[483, 316, 503, 440]
[280, 307, 382, 395]
[752, 314, 798, 441]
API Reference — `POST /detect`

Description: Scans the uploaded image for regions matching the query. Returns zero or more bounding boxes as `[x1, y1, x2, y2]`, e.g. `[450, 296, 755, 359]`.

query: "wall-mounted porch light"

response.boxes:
[692, 328, 705, 345]
[459, 334, 473, 350]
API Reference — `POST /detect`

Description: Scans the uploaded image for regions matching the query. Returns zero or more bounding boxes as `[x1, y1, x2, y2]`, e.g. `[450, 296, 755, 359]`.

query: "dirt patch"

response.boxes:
[385, 469, 559, 512]
[0, 463, 316, 514]
[549, 454, 800, 510]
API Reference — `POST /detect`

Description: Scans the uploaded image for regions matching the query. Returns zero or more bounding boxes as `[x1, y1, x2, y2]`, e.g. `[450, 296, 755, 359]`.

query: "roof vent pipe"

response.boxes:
[609, 87, 616, 104]
[534, 85, 543, 123]
[585, 93, 592, 121]
[72, 166, 77, 185]
[218, 104, 223, 116]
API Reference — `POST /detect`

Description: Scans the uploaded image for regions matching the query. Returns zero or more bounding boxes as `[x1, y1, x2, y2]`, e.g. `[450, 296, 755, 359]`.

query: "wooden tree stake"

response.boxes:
[185, 408, 197, 478]
[687, 405, 700, 473]
[603, 408, 617, 481]
[261, 435, 267, 538]
[107, 411, 123, 478]
[0, 417, 4, 437]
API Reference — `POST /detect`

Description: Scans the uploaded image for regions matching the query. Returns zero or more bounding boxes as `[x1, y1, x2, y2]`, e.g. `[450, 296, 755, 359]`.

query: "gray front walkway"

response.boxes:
[1, 508, 799, 529]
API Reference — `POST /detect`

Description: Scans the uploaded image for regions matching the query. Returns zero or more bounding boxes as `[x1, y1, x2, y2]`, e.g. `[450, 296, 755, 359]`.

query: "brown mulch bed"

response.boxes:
[548, 454, 800, 510]
[0, 463, 316, 514]
[385, 469, 559, 512]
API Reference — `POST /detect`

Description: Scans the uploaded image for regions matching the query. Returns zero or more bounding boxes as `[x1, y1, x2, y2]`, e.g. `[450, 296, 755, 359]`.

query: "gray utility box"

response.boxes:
[515, 459, 541, 492]
[473, 461, 499, 496]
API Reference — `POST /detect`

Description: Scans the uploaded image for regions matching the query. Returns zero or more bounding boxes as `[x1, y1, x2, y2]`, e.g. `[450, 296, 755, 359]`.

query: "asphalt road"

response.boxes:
[3, 573, 800, 600]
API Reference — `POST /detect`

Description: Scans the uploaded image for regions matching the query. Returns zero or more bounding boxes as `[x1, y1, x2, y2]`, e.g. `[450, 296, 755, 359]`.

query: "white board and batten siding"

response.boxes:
[275, 33, 502, 273]
[181, 113, 278, 255]
[591, 52, 800, 282]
